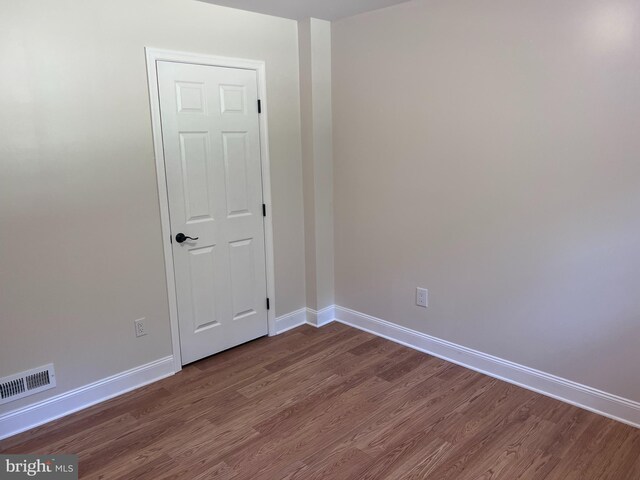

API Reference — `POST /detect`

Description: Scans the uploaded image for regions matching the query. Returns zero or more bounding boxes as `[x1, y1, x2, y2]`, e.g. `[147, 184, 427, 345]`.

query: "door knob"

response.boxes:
[175, 233, 199, 244]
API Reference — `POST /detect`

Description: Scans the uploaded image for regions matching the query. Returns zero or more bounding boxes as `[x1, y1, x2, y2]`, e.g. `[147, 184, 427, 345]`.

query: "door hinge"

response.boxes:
[257, 99, 262, 114]
[262, 203, 267, 217]
[266, 298, 270, 310]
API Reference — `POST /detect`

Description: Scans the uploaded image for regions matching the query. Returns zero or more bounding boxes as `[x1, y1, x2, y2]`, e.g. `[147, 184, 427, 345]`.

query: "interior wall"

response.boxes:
[299, 19, 319, 310]
[0, 0, 306, 412]
[332, 0, 640, 401]
[299, 18, 335, 311]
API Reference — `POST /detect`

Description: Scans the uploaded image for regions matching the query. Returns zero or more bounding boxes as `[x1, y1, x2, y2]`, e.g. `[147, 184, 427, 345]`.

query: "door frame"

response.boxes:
[145, 48, 277, 373]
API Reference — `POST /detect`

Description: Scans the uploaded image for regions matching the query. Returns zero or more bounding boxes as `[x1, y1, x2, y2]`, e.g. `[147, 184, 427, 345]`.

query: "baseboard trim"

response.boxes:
[10, 305, 633, 441]
[274, 308, 308, 334]
[306, 306, 335, 328]
[334, 305, 640, 429]
[275, 307, 336, 332]
[0, 356, 175, 441]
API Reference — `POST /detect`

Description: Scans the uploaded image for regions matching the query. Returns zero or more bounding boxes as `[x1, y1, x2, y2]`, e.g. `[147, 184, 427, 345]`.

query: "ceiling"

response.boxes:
[199, 0, 413, 21]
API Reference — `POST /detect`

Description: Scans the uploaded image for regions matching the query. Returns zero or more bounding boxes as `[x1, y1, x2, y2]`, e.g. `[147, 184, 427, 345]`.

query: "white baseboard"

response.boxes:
[334, 305, 640, 429]
[6, 306, 636, 442]
[275, 307, 336, 333]
[306, 306, 335, 328]
[0, 356, 175, 441]
[274, 308, 308, 334]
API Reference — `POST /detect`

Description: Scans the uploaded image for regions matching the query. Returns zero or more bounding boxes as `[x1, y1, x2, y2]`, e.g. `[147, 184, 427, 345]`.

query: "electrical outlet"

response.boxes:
[416, 288, 429, 308]
[134, 318, 147, 337]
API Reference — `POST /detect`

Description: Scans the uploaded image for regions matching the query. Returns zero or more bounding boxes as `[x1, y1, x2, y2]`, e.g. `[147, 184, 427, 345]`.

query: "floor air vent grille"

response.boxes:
[0, 364, 56, 405]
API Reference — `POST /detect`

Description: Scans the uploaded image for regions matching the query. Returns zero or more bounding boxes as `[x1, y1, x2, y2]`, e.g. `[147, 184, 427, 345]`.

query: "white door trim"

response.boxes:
[145, 48, 277, 373]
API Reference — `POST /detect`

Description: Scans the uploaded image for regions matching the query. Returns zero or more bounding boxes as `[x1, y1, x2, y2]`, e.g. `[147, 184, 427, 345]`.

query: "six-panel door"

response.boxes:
[157, 61, 268, 365]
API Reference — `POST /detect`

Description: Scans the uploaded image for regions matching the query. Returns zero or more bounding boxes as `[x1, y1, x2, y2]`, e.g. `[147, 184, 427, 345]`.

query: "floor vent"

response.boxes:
[0, 364, 56, 405]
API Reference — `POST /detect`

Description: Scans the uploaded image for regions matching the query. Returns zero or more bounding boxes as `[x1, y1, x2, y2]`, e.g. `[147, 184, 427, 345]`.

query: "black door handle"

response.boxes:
[175, 233, 199, 244]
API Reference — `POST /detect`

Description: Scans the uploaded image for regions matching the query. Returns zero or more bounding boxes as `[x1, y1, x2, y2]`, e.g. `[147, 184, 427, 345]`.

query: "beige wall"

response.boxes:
[333, 0, 640, 401]
[299, 19, 318, 310]
[0, 0, 306, 412]
[299, 18, 335, 311]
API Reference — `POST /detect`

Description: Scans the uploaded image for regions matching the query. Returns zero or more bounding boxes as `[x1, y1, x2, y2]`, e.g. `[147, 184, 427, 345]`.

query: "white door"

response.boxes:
[157, 61, 268, 365]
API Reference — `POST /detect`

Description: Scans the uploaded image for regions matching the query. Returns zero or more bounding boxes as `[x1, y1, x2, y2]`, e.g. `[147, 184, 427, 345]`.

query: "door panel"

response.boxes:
[222, 132, 252, 217]
[179, 132, 215, 222]
[157, 61, 268, 365]
[229, 238, 257, 321]
[188, 246, 219, 332]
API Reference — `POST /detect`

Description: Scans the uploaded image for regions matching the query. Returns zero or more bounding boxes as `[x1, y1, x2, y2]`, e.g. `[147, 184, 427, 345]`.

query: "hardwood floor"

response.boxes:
[1, 323, 639, 479]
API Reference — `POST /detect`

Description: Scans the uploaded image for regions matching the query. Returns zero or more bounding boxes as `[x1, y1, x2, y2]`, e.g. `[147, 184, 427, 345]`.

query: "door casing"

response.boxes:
[145, 48, 277, 373]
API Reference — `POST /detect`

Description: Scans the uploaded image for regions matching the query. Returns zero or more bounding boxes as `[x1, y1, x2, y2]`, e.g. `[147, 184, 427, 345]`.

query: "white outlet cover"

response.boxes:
[135, 318, 147, 337]
[416, 288, 428, 308]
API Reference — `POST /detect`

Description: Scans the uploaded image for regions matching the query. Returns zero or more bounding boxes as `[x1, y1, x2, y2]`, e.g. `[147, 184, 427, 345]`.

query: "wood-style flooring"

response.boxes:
[1, 323, 639, 479]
